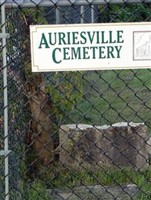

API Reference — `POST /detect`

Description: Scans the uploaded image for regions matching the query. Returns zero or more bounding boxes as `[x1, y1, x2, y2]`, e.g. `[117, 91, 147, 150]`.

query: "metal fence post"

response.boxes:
[91, 5, 95, 23]
[80, 5, 84, 23]
[56, 6, 60, 24]
[1, 1, 9, 199]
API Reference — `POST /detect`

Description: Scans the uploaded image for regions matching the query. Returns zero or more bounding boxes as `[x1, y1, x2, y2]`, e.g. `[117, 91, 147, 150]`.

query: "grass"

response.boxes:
[7, 165, 151, 199]
[40, 68, 151, 199]
[44, 166, 151, 189]
[10, 180, 51, 200]
[21, 69, 151, 199]
[69, 69, 151, 132]
[21, 166, 151, 200]
[3, 69, 151, 199]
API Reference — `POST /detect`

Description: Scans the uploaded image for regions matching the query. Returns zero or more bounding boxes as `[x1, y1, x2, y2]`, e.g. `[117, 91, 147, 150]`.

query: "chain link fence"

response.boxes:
[1, 0, 151, 199]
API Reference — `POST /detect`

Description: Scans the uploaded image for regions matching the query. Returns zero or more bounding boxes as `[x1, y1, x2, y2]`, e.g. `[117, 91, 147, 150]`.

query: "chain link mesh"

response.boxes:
[1, 0, 151, 199]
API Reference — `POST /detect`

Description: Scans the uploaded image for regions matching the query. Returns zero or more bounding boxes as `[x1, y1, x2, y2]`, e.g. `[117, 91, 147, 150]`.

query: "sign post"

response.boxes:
[30, 22, 151, 72]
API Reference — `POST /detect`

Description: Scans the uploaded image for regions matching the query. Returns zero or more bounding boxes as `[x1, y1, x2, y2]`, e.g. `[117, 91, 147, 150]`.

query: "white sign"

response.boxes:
[30, 22, 151, 72]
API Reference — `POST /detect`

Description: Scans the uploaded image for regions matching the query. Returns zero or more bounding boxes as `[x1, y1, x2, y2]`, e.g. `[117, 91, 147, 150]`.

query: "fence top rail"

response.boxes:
[1, 0, 151, 8]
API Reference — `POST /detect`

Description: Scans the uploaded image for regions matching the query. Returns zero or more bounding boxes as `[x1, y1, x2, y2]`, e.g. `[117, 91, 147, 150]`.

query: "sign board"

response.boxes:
[30, 22, 151, 72]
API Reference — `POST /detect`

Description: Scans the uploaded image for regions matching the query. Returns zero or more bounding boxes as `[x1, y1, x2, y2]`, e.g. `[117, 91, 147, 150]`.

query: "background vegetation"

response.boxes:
[1, 2, 151, 199]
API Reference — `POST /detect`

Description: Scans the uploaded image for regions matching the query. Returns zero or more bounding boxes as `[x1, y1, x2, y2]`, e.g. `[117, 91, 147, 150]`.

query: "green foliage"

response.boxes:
[7, 8, 84, 125]
[24, 181, 50, 200]
[7, 7, 48, 77]
[10, 180, 51, 200]
[99, 3, 151, 22]
[32, 164, 151, 199]
[46, 71, 83, 124]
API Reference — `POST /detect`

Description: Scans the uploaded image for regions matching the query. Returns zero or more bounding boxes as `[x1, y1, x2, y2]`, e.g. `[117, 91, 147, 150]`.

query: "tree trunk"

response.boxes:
[7, 11, 55, 167]
[25, 74, 54, 166]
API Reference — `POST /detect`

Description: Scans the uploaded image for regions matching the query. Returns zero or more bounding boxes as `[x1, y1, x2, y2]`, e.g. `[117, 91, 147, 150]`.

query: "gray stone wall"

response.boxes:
[59, 122, 149, 170]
